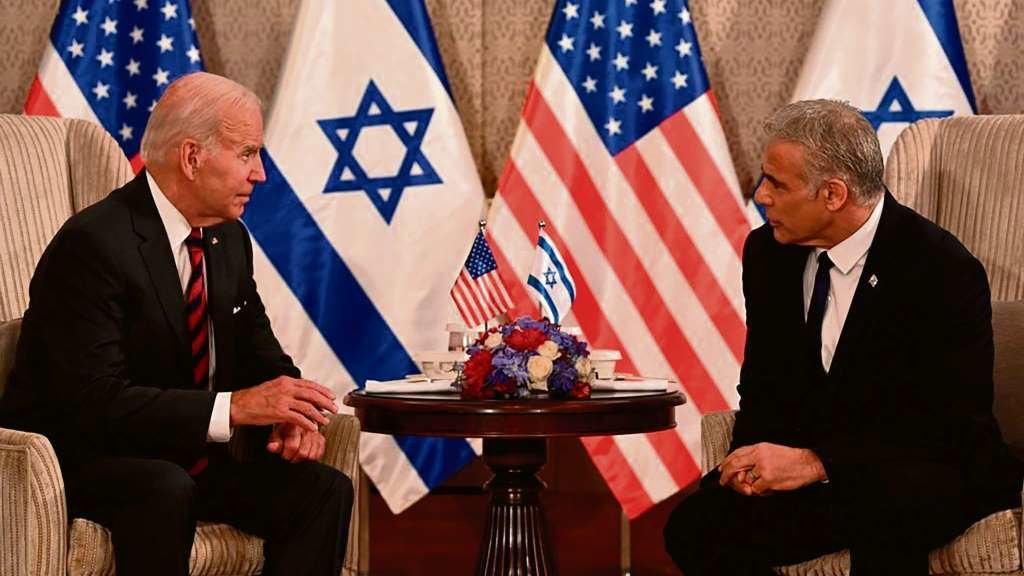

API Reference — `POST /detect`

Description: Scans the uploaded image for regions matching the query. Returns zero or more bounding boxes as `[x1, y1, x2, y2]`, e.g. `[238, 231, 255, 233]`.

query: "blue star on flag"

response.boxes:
[317, 80, 442, 224]
[862, 76, 953, 131]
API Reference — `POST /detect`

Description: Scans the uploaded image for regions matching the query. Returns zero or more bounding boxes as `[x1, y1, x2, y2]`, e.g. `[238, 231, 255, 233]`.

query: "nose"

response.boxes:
[753, 177, 770, 206]
[251, 151, 267, 184]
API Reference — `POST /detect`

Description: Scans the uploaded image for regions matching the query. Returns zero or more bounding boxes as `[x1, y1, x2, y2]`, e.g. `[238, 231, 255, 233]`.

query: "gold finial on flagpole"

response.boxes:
[478, 219, 487, 231]
[538, 220, 546, 230]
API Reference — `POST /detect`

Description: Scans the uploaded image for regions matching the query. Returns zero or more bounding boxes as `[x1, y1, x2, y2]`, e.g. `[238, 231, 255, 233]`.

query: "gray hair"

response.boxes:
[763, 99, 884, 206]
[140, 72, 262, 166]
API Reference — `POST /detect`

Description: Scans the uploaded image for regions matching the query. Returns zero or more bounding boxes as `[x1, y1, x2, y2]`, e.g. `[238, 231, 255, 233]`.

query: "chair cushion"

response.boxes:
[776, 508, 1022, 575]
[67, 518, 264, 576]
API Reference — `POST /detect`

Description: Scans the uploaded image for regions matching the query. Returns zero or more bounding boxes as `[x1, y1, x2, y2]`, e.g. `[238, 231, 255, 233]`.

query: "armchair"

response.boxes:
[0, 114, 366, 575]
[701, 115, 1024, 575]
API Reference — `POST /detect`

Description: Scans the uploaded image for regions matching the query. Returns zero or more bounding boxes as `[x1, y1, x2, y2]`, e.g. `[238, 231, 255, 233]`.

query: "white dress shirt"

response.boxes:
[147, 172, 232, 442]
[803, 197, 885, 372]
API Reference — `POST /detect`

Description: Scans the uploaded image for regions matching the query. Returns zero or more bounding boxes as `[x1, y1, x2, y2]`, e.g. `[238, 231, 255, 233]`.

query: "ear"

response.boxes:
[179, 138, 202, 181]
[820, 178, 849, 212]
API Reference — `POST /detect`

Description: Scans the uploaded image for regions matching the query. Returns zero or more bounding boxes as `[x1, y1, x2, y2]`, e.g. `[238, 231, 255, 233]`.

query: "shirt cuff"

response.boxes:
[206, 391, 233, 443]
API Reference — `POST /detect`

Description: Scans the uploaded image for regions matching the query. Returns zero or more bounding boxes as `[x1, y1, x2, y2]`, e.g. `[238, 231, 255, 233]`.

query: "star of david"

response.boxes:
[861, 77, 953, 131]
[544, 267, 558, 289]
[317, 80, 441, 224]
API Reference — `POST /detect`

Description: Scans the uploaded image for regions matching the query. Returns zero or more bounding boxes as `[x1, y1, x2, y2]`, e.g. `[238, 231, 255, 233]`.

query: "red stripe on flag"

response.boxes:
[24, 76, 59, 116]
[130, 153, 144, 174]
[615, 145, 745, 362]
[661, 112, 750, 258]
[579, 436, 654, 519]
[493, 161, 638, 375]
[522, 85, 729, 413]
[646, 428, 701, 489]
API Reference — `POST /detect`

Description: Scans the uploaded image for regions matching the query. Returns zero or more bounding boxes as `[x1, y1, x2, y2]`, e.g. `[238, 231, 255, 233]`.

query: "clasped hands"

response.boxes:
[230, 375, 339, 463]
[718, 442, 828, 496]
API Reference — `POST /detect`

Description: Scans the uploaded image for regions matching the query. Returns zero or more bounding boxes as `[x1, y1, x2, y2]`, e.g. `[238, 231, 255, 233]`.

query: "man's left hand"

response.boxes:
[267, 422, 326, 463]
[718, 442, 827, 495]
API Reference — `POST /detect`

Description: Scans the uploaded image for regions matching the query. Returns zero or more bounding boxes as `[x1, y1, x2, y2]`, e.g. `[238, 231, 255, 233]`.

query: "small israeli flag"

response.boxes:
[527, 227, 576, 324]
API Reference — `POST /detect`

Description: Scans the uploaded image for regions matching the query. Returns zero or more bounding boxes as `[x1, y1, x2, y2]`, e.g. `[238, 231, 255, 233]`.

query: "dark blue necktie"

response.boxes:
[807, 252, 834, 372]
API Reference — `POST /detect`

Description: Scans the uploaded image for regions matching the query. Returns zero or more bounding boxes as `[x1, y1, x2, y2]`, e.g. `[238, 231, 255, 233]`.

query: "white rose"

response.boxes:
[484, 332, 503, 349]
[575, 357, 594, 382]
[527, 355, 553, 383]
[537, 340, 560, 359]
[528, 379, 548, 392]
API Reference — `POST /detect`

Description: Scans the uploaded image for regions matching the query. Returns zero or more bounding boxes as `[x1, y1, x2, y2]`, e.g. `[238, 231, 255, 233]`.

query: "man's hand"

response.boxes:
[718, 442, 827, 495]
[230, 376, 337, 432]
[267, 422, 326, 463]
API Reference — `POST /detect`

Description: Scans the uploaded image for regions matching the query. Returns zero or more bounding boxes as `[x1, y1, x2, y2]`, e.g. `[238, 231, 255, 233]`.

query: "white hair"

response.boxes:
[140, 72, 261, 166]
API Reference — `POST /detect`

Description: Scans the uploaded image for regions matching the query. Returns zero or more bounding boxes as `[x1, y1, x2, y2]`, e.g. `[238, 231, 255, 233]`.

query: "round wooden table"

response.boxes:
[345, 389, 685, 576]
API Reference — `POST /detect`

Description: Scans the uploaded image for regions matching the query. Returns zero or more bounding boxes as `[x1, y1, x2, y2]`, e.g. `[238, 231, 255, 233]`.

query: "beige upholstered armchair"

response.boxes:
[0, 114, 365, 575]
[701, 115, 1024, 575]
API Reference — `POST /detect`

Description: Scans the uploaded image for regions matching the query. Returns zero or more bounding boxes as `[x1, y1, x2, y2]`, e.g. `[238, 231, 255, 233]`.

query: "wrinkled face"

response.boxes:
[191, 103, 265, 224]
[754, 140, 830, 246]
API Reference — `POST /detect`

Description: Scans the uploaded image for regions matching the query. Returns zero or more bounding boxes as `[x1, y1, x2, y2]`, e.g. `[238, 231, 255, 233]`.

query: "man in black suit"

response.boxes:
[663, 100, 1023, 575]
[0, 72, 352, 576]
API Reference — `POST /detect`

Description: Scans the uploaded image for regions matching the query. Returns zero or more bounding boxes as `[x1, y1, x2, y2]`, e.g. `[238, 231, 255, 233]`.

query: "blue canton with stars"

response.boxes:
[861, 76, 954, 131]
[51, 0, 203, 159]
[465, 231, 500, 279]
[317, 80, 442, 224]
[547, 0, 710, 155]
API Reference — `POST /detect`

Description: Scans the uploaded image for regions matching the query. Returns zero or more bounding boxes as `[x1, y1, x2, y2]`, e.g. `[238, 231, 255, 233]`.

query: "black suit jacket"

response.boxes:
[732, 192, 1022, 505]
[0, 172, 298, 472]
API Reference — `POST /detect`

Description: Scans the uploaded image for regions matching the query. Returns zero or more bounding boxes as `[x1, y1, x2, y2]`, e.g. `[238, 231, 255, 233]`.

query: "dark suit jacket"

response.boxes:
[731, 192, 1022, 507]
[0, 172, 298, 473]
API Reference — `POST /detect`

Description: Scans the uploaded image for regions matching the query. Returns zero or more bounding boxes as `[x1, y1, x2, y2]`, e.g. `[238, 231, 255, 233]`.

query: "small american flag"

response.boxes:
[25, 0, 203, 172]
[451, 230, 513, 329]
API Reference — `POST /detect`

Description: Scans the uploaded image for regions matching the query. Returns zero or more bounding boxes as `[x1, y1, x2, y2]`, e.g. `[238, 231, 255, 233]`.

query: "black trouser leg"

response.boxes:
[197, 456, 354, 576]
[69, 458, 198, 576]
[664, 473, 844, 576]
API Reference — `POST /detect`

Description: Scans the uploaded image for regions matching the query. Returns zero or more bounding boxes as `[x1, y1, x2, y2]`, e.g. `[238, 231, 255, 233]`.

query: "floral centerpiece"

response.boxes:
[457, 316, 594, 399]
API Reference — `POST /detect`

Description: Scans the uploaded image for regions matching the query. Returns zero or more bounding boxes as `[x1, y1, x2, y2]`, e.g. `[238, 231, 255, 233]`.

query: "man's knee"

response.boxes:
[664, 487, 722, 569]
[141, 460, 198, 509]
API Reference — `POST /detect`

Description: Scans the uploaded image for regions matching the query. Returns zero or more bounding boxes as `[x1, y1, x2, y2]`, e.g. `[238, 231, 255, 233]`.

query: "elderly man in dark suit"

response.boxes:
[663, 99, 1023, 575]
[0, 72, 351, 576]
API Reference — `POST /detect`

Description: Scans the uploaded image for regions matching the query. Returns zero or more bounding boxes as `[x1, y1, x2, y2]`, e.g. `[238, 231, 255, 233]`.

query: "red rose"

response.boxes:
[505, 328, 547, 351]
[571, 381, 592, 399]
[462, 350, 493, 388]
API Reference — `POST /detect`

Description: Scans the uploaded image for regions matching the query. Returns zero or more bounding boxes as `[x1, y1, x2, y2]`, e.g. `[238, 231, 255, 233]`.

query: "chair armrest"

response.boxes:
[700, 410, 737, 475]
[0, 426, 68, 576]
[319, 413, 366, 575]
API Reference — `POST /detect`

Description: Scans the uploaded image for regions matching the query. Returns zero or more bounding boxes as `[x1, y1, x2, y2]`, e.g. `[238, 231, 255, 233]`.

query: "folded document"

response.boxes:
[591, 378, 670, 391]
[364, 378, 456, 394]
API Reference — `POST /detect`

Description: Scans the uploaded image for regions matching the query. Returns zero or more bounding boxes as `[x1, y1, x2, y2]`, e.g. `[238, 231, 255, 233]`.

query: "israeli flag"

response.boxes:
[527, 229, 576, 324]
[792, 0, 975, 158]
[243, 0, 485, 514]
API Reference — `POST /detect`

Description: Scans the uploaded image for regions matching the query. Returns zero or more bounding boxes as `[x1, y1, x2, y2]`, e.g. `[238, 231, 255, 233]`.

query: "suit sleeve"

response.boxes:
[233, 225, 301, 387]
[31, 225, 214, 460]
[729, 229, 778, 452]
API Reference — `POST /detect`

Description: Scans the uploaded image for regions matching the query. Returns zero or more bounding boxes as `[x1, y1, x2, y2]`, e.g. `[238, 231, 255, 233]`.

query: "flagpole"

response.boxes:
[537, 220, 546, 322]
[479, 218, 489, 336]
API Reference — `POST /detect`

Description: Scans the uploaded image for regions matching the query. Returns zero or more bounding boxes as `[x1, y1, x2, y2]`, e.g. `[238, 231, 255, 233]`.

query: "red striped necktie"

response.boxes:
[185, 228, 210, 390]
[185, 227, 210, 476]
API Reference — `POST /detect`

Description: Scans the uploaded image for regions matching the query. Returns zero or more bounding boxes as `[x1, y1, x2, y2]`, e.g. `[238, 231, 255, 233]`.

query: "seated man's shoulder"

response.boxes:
[898, 203, 979, 270]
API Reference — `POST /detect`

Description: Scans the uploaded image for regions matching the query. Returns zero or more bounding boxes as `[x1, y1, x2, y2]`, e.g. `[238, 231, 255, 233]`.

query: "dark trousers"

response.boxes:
[663, 462, 992, 576]
[68, 450, 353, 576]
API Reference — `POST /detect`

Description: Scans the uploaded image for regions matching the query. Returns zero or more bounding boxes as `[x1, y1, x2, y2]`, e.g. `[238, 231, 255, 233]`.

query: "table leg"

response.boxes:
[477, 438, 553, 576]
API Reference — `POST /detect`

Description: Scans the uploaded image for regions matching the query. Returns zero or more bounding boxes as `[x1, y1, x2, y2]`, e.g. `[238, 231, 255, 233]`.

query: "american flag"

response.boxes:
[451, 230, 514, 329]
[25, 0, 203, 172]
[488, 0, 762, 517]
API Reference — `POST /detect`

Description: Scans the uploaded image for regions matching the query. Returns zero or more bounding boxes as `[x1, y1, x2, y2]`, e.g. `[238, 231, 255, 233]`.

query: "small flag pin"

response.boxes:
[211, 236, 219, 245]
[868, 274, 878, 287]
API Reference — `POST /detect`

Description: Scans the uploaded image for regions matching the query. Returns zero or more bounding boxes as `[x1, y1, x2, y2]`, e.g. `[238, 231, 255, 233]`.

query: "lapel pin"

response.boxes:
[210, 236, 219, 246]
[868, 274, 878, 288]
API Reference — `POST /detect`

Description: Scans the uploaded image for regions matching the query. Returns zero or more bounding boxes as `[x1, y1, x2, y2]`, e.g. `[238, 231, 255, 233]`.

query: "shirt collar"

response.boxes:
[146, 170, 193, 249]
[816, 195, 885, 274]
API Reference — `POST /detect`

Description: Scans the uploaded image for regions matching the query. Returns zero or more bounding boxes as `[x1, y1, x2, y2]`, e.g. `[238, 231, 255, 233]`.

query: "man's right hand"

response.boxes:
[230, 376, 338, 431]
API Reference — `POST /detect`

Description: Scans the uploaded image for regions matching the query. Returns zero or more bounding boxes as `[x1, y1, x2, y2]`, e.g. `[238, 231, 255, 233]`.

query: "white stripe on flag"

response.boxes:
[359, 433, 429, 514]
[36, 43, 101, 123]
